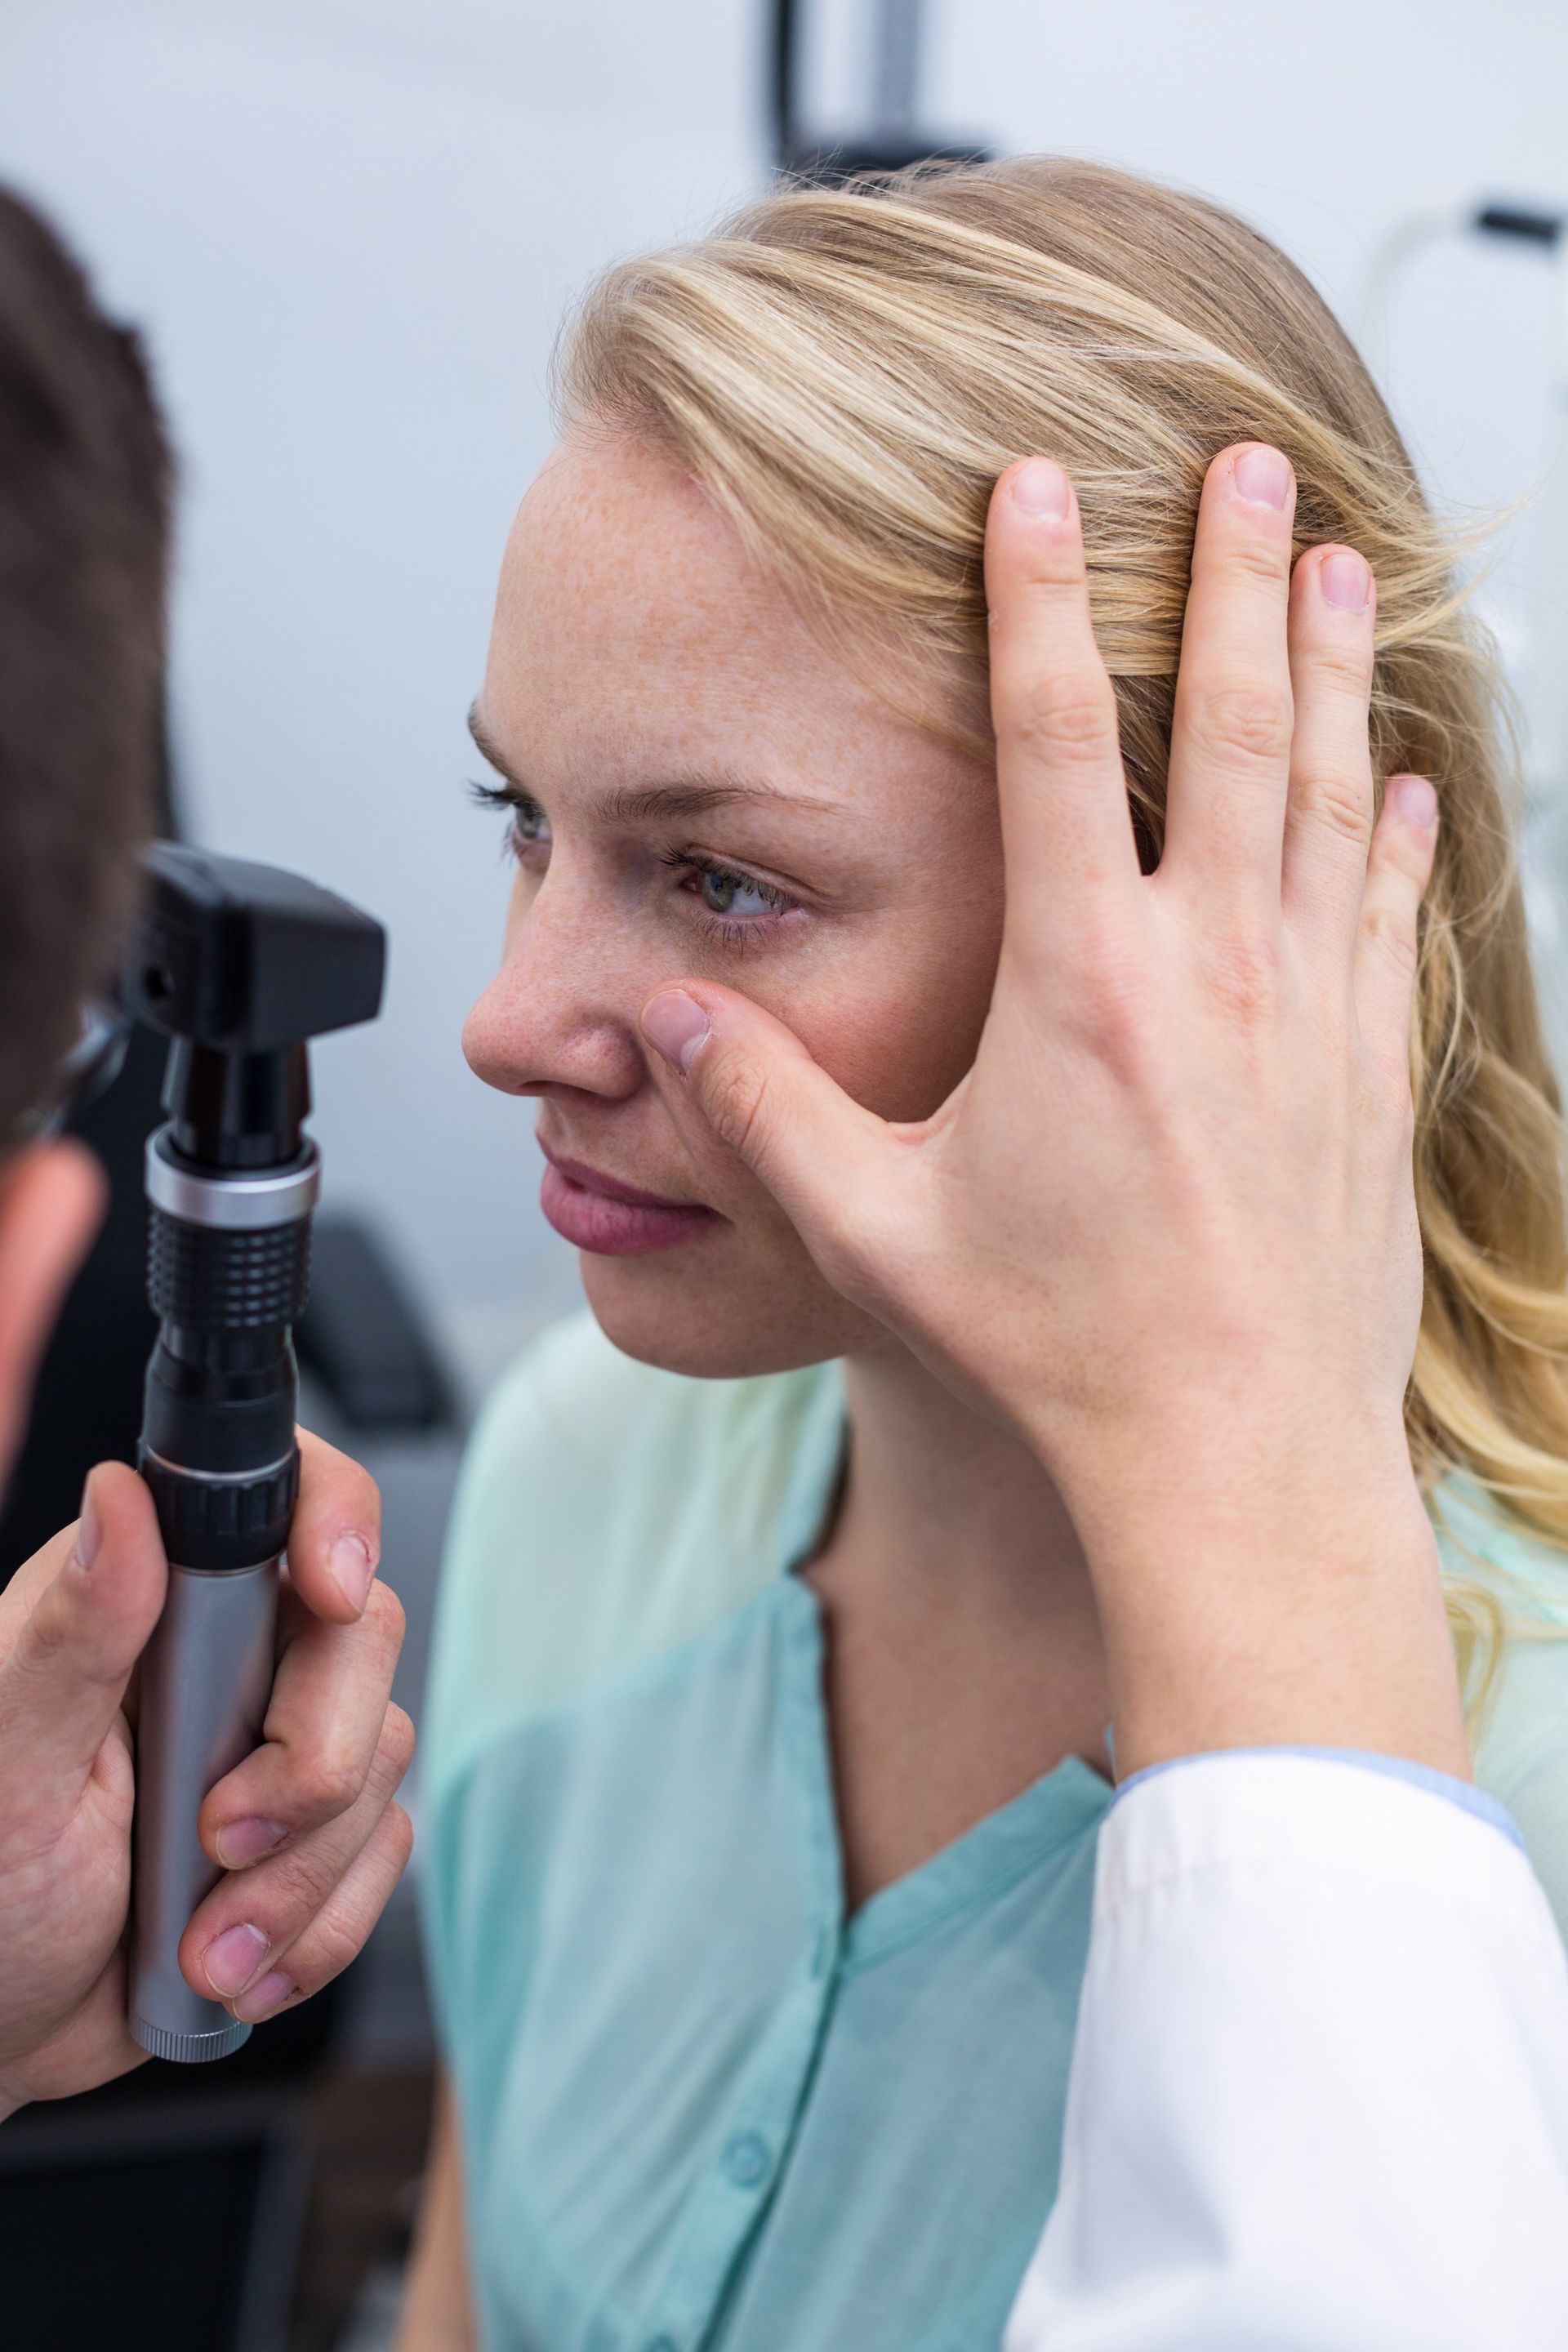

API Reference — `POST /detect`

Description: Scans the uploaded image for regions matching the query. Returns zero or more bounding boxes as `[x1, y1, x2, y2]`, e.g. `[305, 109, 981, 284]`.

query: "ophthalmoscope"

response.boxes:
[123, 844, 385, 2063]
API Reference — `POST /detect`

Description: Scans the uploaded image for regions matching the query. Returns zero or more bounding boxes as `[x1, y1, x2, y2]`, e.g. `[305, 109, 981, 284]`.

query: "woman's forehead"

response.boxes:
[501, 434, 816, 678]
[488, 434, 974, 804]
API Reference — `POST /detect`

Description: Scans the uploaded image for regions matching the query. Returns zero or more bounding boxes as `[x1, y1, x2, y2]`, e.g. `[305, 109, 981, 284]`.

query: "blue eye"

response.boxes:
[469, 785, 800, 951]
[697, 866, 779, 919]
[667, 851, 795, 938]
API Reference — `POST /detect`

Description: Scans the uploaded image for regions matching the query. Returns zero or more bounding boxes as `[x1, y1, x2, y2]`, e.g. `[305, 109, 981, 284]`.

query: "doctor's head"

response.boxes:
[0, 187, 170, 1488]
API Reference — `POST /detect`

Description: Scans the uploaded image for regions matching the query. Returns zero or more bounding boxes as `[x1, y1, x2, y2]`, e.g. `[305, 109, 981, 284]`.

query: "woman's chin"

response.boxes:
[577, 1245, 873, 1380]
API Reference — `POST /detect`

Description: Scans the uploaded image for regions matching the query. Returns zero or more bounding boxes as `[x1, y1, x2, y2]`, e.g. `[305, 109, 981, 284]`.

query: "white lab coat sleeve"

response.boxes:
[1003, 1750, 1568, 2352]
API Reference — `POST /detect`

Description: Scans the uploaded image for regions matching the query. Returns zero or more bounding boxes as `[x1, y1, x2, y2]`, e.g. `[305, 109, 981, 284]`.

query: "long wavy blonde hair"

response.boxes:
[558, 156, 1568, 1721]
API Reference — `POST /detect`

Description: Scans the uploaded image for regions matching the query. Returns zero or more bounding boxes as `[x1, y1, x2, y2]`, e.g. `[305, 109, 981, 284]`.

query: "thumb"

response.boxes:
[0, 1462, 167, 1815]
[640, 984, 897, 1287]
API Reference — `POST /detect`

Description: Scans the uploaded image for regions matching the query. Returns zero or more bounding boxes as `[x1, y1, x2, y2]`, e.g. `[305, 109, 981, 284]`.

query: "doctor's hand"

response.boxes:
[0, 1430, 413, 2118]
[641, 442, 1467, 1781]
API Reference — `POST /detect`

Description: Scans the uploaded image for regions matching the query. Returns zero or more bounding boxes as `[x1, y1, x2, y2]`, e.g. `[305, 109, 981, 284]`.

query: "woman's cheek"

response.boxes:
[788, 972, 985, 1125]
[816, 886, 1000, 1121]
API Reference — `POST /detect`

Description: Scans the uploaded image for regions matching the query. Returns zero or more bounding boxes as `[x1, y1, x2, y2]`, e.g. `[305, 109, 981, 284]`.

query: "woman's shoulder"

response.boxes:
[1432, 1471, 1568, 1937]
[420, 1311, 844, 1808]
[1430, 1468, 1568, 1632]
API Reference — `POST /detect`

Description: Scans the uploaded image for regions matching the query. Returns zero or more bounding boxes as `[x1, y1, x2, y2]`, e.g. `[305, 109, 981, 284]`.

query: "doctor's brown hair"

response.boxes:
[0, 185, 171, 1145]
[559, 155, 1568, 1716]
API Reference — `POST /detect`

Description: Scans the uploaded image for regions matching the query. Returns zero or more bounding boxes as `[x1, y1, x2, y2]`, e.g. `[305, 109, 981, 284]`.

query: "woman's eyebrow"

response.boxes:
[466, 702, 846, 821]
[599, 778, 845, 823]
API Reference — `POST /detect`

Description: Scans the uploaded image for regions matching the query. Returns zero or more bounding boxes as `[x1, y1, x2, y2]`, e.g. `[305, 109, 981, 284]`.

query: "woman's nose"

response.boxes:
[462, 880, 648, 1102]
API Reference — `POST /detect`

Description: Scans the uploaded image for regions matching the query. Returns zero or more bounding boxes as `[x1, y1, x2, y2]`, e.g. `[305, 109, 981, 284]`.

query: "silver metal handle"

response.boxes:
[128, 1558, 279, 2062]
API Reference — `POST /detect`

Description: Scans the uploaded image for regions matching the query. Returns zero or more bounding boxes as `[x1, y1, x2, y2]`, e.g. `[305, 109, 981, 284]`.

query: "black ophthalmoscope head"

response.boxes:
[122, 842, 387, 1174]
[122, 842, 387, 1533]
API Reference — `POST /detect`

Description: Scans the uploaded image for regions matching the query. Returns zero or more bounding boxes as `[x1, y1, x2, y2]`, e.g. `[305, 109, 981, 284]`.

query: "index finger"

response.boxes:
[284, 1428, 381, 1623]
[984, 459, 1142, 947]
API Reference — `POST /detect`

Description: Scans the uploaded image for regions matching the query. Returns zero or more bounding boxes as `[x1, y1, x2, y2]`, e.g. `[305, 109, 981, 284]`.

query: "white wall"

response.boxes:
[2, 1, 1565, 1397]
[931, 0, 1568, 586]
[1, 0, 761, 1394]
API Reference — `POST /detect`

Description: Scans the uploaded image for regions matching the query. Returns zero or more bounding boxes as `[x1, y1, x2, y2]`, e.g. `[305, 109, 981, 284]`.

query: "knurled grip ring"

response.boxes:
[149, 1208, 312, 1330]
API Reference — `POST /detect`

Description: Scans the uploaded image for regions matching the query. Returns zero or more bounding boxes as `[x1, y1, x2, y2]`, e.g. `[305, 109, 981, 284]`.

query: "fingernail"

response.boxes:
[1010, 457, 1071, 519]
[73, 1481, 101, 1571]
[233, 1970, 297, 2024]
[1388, 773, 1437, 831]
[216, 1818, 290, 1870]
[641, 990, 710, 1075]
[328, 1532, 376, 1612]
[1321, 550, 1370, 611]
[203, 1922, 270, 1998]
[1233, 444, 1292, 510]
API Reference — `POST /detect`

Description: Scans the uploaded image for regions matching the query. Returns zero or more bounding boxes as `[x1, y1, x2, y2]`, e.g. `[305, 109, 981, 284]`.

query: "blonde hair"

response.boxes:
[558, 155, 1568, 1723]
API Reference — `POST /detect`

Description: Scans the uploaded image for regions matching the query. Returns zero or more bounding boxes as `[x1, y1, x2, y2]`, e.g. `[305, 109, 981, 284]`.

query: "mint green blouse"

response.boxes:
[419, 1312, 1568, 2352]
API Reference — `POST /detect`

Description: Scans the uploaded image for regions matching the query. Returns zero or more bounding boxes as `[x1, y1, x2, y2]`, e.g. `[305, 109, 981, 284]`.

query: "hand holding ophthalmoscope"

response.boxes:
[0, 1429, 411, 2115]
[0, 844, 412, 2113]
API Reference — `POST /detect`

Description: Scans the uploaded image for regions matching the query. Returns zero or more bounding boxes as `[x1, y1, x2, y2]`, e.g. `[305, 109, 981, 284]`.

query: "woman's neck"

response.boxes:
[805, 1339, 1114, 1909]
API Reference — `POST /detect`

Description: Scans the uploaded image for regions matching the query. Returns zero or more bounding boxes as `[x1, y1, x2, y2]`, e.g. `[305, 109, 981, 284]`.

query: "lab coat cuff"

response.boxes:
[1098, 1747, 1539, 1930]
[1112, 1744, 1525, 1851]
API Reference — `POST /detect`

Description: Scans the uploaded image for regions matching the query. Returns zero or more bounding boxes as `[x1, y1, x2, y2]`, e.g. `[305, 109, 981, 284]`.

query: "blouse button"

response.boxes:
[722, 2129, 773, 2189]
[645, 2337, 679, 2352]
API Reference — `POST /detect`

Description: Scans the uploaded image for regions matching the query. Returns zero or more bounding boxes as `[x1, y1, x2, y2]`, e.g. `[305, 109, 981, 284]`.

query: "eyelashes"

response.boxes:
[470, 779, 801, 950]
[469, 780, 519, 815]
[470, 778, 549, 862]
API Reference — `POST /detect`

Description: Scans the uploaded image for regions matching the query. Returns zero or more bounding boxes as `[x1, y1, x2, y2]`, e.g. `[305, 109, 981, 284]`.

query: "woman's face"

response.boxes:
[464, 430, 1004, 1377]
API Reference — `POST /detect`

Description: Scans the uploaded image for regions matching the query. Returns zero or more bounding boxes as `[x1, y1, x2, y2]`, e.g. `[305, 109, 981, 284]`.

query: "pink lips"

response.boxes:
[537, 1143, 719, 1257]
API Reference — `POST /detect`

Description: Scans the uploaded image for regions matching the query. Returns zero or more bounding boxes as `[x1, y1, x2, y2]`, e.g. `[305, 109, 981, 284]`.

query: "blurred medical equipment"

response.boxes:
[770, 0, 988, 179]
[1365, 198, 1568, 1081]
